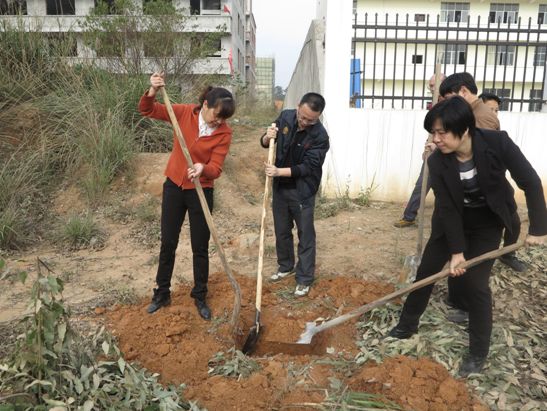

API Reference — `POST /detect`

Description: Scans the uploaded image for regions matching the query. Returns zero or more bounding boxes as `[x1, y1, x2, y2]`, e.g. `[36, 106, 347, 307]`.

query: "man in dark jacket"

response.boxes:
[260, 93, 330, 297]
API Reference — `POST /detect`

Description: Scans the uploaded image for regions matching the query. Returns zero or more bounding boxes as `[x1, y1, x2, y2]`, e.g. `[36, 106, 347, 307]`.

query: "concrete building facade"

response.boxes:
[1, 0, 256, 84]
[244, 0, 256, 96]
[256, 56, 275, 103]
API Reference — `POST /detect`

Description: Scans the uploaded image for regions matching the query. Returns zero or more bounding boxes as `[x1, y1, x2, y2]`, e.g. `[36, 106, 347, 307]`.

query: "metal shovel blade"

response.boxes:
[403, 254, 421, 280]
[297, 322, 319, 344]
[242, 321, 263, 355]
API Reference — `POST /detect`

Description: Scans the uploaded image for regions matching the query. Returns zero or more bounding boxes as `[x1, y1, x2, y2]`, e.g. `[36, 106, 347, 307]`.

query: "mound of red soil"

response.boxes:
[105, 273, 484, 410]
[350, 356, 489, 411]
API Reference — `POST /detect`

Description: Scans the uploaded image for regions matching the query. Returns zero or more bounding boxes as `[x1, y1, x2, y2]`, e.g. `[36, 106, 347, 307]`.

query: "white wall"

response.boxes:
[319, 0, 547, 205]
[321, 109, 547, 204]
[284, 20, 325, 109]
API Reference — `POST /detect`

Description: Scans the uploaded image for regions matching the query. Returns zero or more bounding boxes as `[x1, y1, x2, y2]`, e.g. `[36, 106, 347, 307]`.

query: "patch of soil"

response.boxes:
[105, 272, 483, 410]
[2, 123, 489, 410]
[350, 355, 489, 411]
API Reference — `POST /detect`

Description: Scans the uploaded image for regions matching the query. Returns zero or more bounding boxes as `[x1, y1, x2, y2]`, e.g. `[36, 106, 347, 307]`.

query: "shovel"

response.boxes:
[242, 124, 276, 355]
[298, 241, 524, 345]
[159, 86, 242, 333]
[399, 63, 443, 284]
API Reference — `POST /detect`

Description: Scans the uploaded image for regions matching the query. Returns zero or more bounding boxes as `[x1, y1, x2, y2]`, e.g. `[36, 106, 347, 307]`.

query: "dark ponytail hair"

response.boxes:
[194, 86, 236, 119]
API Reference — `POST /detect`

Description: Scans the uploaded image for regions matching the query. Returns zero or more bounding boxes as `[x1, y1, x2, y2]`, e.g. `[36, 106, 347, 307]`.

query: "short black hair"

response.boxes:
[478, 92, 501, 105]
[439, 72, 478, 97]
[299, 92, 326, 113]
[424, 96, 476, 139]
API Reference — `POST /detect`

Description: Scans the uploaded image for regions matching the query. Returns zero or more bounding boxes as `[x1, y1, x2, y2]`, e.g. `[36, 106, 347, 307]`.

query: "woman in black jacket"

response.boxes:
[388, 96, 547, 377]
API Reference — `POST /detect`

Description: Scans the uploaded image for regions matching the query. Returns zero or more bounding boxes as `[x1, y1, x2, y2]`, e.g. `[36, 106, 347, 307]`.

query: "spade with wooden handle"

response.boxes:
[242, 123, 277, 355]
[297, 241, 524, 345]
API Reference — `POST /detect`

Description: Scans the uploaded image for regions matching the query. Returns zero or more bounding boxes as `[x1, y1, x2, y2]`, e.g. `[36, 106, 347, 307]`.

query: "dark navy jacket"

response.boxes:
[428, 128, 547, 254]
[260, 109, 330, 201]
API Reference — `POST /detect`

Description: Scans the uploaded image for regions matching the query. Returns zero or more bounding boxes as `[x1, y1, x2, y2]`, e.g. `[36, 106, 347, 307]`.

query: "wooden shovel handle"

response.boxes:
[314, 241, 524, 334]
[255, 128, 276, 311]
[416, 61, 442, 256]
[159, 87, 241, 331]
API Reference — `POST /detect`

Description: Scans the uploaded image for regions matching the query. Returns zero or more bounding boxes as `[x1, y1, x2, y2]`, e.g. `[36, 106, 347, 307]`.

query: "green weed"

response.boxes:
[208, 348, 260, 379]
[59, 214, 105, 250]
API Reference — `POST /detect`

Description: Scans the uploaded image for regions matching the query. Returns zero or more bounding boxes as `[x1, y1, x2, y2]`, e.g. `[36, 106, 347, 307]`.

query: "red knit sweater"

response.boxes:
[138, 92, 232, 189]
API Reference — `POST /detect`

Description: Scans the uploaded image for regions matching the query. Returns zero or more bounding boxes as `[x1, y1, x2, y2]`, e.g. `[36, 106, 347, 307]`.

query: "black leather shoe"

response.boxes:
[147, 289, 171, 314]
[459, 354, 487, 377]
[446, 308, 469, 324]
[387, 325, 417, 339]
[499, 254, 527, 272]
[194, 299, 211, 321]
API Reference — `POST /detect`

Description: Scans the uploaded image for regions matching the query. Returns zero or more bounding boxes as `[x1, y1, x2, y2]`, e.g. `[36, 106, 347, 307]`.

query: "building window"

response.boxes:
[207, 38, 222, 57]
[489, 3, 519, 24]
[0, 0, 27, 14]
[487, 45, 515, 65]
[441, 44, 466, 64]
[46, 0, 75, 15]
[535, 46, 546, 66]
[414, 14, 426, 22]
[539, 5, 547, 24]
[529, 89, 543, 112]
[190, 0, 199, 14]
[482, 88, 510, 111]
[440, 2, 470, 23]
[412, 55, 423, 64]
[202, 0, 220, 14]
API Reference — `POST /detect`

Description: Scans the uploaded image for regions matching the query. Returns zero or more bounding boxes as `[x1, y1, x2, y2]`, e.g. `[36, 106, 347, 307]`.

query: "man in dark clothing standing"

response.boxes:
[260, 93, 330, 297]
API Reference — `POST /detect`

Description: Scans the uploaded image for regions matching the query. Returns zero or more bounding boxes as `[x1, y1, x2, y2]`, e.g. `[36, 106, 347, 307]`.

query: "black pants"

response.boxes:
[155, 178, 213, 301]
[502, 210, 521, 249]
[272, 186, 316, 286]
[448, 210, 520, 307]
[399, 207, 503, 357]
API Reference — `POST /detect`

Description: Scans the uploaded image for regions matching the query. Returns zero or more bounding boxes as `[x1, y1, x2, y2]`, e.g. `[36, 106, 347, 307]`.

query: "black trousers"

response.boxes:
[448, 210, 520, 307]
[272, 186, 316, 286]
[155, 178, 213, 301]
[399, 207, 503, 358]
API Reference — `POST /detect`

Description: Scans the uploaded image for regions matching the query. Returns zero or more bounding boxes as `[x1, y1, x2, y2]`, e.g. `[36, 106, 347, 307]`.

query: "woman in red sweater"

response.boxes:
[139, 72, 235, 320]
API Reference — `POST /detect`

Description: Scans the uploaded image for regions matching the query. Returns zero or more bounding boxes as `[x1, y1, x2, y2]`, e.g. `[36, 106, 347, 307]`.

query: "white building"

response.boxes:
[244, 0, 256, 96]
[0, 0, 256, 83]
[285, 1, 547, 202]
[350, 0, 547, 112]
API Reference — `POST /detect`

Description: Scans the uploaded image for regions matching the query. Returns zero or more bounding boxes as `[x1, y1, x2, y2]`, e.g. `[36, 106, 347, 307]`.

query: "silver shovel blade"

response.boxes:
[297, 321, 318, 344]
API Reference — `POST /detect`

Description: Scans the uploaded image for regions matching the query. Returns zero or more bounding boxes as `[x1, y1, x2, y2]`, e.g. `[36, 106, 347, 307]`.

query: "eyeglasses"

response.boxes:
[297, 108, 319, 125]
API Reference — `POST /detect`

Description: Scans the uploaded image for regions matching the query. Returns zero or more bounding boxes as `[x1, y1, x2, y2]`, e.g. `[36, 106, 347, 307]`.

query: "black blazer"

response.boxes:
[428, 128, 547, 254]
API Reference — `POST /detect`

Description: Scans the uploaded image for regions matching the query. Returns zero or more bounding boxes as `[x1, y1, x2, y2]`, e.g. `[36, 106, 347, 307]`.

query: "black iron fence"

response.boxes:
[350, 13, 547, 111]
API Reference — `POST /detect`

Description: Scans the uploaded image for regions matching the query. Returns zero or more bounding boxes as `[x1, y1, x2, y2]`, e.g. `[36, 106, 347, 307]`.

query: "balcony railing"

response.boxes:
[0, 14, 231, 33]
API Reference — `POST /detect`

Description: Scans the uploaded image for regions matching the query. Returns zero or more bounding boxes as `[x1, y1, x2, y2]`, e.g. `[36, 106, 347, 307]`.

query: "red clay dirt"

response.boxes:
[105, 272, 486, 410]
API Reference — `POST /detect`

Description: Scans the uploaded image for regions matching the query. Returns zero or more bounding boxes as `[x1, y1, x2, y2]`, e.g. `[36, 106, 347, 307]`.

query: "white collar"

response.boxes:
[198, 110, 216, 137]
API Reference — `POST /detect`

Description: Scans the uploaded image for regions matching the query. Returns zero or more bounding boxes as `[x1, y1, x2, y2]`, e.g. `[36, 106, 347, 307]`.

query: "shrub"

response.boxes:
[0, 259, 201, 410]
